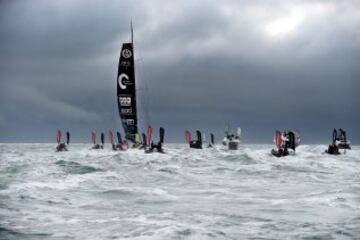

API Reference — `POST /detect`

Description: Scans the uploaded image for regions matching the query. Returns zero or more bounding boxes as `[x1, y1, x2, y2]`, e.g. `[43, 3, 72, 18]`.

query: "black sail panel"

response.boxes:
[288, 131, 296, 150]
[101, 132, 105, 145]
[117, 43, 137, 142]
[159, 127, 165, 143]
[196, 130, 202, 144]
[142, 133, 146, 145]
[117, 131, 122, 144]
[210, 133, 214, 145]
[332, 129, 337, 144]
[66, 131, 70, 145]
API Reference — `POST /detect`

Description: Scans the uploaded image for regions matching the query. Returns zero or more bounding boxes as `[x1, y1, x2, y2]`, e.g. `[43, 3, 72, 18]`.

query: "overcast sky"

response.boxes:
[0, 0, 359, 143]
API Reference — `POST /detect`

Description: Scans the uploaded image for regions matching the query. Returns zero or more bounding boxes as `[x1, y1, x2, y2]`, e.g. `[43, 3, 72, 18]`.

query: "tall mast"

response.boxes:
[130, 20, 133, 45]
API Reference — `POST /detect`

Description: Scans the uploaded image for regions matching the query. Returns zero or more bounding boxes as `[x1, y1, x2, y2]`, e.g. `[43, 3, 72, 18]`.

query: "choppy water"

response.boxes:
[0, 143, 359, 240]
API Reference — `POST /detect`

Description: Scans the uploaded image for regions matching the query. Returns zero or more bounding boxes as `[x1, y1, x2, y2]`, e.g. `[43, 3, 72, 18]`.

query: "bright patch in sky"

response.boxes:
[265, 10, 304, 38]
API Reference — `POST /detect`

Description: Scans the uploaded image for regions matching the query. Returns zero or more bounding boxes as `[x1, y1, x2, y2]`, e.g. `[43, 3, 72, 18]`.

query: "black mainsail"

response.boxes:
[117, 25, 138, 142]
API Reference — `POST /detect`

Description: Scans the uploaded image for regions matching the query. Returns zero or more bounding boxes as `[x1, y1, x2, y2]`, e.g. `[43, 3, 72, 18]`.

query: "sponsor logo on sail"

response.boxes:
[118, 73, 129, 90]
[119, 97, 131, 106]
[126, 119, 135, 125]
[122, 49, 132, 58]
[120, 61, 131, 67]
[121, 108, 132, 114]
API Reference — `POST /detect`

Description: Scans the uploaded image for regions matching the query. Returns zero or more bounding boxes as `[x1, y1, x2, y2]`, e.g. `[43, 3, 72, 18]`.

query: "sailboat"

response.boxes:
[117, 23, 138, 145]
[91, 132, 104, 149]
[185, 130, 203, 149]
[326, 128, 351, 154]
[55, 130, 70, 152]
[271, 130, 300, 157]
[116, 23, 165, 151]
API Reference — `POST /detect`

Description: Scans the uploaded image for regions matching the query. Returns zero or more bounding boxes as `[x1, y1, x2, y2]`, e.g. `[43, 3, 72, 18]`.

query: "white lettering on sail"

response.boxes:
[118, 73, 129, 90]
[120, 61, 131, 67]
[121, 108, 132, 114]
[126, 119, 134, 125]
[119, 97, 131, 106]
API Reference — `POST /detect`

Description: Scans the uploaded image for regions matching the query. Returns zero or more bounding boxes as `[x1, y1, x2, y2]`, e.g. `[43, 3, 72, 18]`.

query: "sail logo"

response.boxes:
[126, 119, 134, 125]
[120, 61, 131, 67]
[122, 49, 132, 58]
[122, 119, 134, 125]
[118, 73, 129, 90]
[121, 108, 132, 114]
[119, 97, 131, 106]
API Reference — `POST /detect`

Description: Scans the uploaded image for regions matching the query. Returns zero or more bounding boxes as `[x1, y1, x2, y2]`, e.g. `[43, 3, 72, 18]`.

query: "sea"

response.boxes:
[0, 143, 359, 240]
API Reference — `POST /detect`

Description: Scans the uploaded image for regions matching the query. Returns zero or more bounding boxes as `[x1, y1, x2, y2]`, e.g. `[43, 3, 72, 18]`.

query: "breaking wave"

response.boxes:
[55, 160, 103, 175]
[0, 143, 359, 239]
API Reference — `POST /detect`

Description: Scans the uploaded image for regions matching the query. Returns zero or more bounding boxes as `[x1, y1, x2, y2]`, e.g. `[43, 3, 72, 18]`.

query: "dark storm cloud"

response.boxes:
[0, 0, 359, 143]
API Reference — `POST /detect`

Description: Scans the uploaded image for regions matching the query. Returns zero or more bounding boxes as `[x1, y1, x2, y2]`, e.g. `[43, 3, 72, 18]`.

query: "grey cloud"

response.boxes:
[0, 0, 359, 143]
